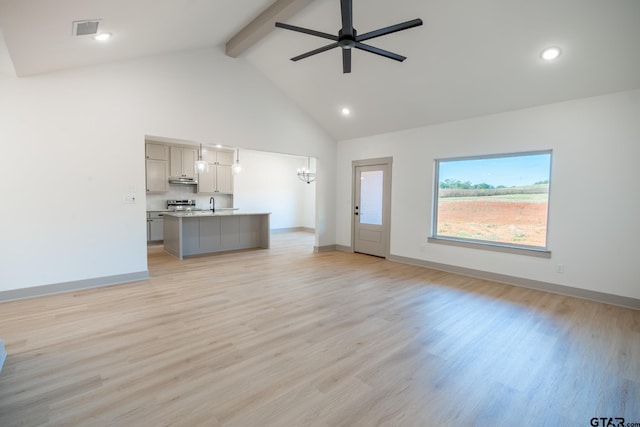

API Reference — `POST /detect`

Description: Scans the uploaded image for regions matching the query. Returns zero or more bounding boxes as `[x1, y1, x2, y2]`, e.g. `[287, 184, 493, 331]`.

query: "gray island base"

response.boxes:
[163, 211, 271, 259]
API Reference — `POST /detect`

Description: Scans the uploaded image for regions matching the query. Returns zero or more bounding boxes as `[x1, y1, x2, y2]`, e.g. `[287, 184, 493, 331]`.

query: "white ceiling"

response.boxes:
[1, 0, 639, 141]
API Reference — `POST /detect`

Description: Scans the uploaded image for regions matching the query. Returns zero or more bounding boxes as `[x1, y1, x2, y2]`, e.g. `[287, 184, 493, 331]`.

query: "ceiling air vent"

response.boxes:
[72, 20, 101, 36]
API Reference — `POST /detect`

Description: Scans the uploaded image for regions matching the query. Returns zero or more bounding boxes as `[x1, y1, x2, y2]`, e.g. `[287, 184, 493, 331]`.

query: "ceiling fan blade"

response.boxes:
[356, 19, 423, 42]
[291, 42, 340, 61]
[340, 0, 354, 36]
[275, 22, 338, 41]
[354, 42, 406, 62]
[342, 49, 352, 73]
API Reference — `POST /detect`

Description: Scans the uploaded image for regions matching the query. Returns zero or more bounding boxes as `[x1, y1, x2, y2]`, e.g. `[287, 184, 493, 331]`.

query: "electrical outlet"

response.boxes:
[419, 244, 426, 253]
[556, 264, 564, 273]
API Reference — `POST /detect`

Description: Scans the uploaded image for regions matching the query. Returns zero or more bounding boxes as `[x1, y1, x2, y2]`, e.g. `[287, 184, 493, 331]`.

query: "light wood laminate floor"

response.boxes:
[1, 231, 639, 426]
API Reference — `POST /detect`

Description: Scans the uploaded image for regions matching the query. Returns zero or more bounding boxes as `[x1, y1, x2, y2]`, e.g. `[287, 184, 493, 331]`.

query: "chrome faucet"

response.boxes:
[209, 196, 215, 212]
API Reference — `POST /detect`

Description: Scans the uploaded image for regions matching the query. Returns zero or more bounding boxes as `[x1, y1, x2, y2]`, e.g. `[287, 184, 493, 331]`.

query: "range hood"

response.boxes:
[169, 177, 198, 185]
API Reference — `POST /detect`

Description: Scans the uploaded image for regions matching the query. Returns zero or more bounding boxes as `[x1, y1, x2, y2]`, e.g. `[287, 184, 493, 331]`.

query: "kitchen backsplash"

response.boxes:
[146, 185, 233, 211]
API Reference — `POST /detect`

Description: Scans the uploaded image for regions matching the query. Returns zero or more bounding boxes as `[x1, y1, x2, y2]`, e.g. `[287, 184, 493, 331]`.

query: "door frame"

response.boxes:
[351, 157, 393, 258]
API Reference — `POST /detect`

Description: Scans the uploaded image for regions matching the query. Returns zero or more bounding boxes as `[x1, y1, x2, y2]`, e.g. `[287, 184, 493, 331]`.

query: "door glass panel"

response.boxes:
[359, 170, 383, 225]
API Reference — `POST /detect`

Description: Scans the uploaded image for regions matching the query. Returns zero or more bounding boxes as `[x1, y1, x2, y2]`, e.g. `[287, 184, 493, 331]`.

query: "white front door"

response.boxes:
[353, 158, 392, 257]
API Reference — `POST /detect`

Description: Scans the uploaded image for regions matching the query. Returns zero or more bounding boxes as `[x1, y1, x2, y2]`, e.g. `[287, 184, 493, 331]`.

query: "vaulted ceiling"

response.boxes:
[1, 0, 639, 140]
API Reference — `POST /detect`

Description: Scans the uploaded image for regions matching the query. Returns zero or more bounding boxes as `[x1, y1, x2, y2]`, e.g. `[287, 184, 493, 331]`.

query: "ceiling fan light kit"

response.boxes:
[275, 0, 422, 74]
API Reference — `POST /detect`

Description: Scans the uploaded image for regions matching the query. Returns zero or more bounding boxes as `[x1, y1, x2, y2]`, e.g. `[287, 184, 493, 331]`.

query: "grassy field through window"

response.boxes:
[434, 152, 551, 249]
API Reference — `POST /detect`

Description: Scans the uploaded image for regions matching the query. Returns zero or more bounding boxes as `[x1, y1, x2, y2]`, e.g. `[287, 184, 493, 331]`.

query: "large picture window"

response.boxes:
[432, 151, 552, 252]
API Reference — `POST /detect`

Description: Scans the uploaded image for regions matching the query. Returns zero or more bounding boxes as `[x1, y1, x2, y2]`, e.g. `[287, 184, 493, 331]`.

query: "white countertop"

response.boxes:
[163, 211, 270, 217]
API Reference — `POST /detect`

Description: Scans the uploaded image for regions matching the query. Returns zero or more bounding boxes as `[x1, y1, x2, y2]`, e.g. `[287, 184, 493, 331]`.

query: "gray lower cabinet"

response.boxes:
[147, 212, 165, 242]
[182, 218, 201, 254]
[221, 216, 241, 249]
[163, 213, 270, 259]
[200, 218, 223, 252]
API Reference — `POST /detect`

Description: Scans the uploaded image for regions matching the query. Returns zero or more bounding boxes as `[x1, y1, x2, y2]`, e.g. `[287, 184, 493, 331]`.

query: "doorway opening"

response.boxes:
[144, 135, 317, 261]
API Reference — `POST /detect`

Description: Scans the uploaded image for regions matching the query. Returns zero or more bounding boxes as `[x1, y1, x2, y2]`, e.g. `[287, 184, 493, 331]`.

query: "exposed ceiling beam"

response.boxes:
[225, 0, 314, 58]
[0, 30, 16, 77]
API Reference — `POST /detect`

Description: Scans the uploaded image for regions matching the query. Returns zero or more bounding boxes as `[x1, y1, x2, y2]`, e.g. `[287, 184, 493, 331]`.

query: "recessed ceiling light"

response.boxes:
[541, 47, 561, 61]
[94, 33, 111, 41]
[341, 107, 351, 116]
[216, 144, 222, 148]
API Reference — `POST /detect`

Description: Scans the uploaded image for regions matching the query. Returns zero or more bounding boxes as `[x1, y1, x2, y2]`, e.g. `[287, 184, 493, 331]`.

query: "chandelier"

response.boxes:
[297, 157, 316, 184]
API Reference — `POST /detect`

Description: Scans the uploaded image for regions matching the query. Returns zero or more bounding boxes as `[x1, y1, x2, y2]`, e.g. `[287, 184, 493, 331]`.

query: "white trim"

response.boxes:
[428, 237, 552, 258]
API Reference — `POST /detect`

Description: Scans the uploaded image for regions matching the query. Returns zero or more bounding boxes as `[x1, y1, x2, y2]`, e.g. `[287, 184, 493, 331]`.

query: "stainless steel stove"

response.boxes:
[167, 199, 197, 211]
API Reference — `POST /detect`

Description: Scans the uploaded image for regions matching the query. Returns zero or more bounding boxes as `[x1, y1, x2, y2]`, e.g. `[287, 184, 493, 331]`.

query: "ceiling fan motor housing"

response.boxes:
[338, 29, 357, 48]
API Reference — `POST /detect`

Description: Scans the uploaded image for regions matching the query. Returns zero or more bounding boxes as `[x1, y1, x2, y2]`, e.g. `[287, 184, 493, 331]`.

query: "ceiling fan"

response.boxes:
[275, 0, 423, 74]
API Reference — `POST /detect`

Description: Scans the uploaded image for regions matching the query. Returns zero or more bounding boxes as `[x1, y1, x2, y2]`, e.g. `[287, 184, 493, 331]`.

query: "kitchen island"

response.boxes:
[163, 211, 270, 259]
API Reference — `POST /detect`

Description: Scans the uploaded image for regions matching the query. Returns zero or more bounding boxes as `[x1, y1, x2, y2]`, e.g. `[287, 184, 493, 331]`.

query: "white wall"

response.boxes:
[0, 47, 336, 293]
[301, 157, 317, 229]
[337, 90, 640, 300]
[233, 149, 316, 230]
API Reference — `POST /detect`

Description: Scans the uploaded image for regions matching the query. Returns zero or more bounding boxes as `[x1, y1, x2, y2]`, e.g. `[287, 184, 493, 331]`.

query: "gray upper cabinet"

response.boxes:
[197, 166, 216, 194]
[145, 143, 169, 193]
[146, 143, 169, 161]
[145, 142, 231, 194]
[216, 164, 233, 194]
[216, 150, 234, 166]
[170, 146, 197, 178]
[198, 149, 234, 194]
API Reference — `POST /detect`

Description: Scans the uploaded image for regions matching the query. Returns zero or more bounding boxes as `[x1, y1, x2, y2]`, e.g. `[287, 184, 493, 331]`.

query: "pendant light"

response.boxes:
[195, 144, 209, 173]
[297, 157, 316, 184]
[232, 148, 242, 175]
